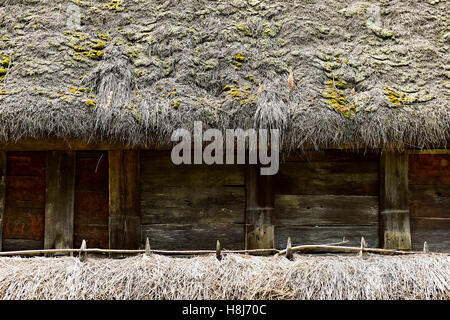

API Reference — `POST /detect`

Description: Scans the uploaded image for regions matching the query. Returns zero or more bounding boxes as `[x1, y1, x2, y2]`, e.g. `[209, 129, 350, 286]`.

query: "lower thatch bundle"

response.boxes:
[0, 254, 449, 300]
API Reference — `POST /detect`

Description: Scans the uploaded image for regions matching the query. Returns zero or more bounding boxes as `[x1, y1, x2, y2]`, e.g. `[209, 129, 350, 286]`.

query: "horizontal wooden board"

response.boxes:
[1, 239, 44, 251]
[5, 176, 45, 209]
[6, 152, 46, 177]
[275, 161, 379, 196]
[141, 223, 245, 250]
[409, 185, 450, 218]
[2, 207, 44, 240]
[74, 225, 109, 249]
[280, 150, 380, 163]
[275, 225, 379, 249]
[275, 195, 378, 226]
[410, 217, 450, 252]
[141, 156, 244, 187]
[141, 186, 245, 224]
[409, 154, 450, 185]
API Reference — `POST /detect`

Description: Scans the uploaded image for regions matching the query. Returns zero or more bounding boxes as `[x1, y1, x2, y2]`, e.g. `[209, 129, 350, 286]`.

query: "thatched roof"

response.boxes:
[0, 253, 449, 299]
[0, 0, 449, 149]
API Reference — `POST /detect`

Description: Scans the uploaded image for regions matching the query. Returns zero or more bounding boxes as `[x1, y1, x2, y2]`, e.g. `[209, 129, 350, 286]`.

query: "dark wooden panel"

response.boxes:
[141, 223, 245, 250]
[275, 195, 378, 226]
[6, 152, 46, 177]
[275, 161, 379, 196]
[44, 151, 76, 249]
[409, 185, 450, 218]
[2, 207, 44, 240]
[410, 217, 450, 252]
[75, 154, 108, 192]
[5, 176, 46, 209]
[380, 150, 411, 249]
[275, 225, 379, 249]
[281, 150, 380, 163]
[409, 154, 450, 185]
[0, 151, 5, 251]
[74, 152, 109, 249]
[2, 239, 43, 251]
[141, 187, 245, 224]
[141, 155, 244, 187]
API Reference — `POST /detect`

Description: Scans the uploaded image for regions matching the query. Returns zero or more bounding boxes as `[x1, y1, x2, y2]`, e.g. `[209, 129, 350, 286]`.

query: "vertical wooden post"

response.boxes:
[44, 151, 76, 250]
[245, 164, 274, 253]
[380, 150, 411, 250]
[0, 151, 6, 251]
[109, 150, 140, 252]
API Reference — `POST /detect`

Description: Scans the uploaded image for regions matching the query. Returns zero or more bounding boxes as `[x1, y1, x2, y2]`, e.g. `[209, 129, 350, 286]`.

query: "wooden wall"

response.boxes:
[2, 152, 46, 251]
[274, 151, 380, 248]
[140, 151, 245, 250]
[74, 152, 109, 248]
[409, 154, 450, 251]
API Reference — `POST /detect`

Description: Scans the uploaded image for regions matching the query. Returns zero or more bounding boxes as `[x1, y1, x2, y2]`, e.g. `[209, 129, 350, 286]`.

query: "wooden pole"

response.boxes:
[285, 237, 293, 260]
[44, 151, 76, 252]
[423, 241, 429, 253]
[145, 237, 151, 256]
[216, 240, 222, 261]
[0, 151, 6, 252]
[79, 239, 87, 262]
[380, 150, 412, 250]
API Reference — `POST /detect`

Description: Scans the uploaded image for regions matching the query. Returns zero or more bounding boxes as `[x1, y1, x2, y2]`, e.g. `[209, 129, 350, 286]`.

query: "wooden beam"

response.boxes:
[245, 164, 274, 253]
[380, 150, 411, 250]
[44, 151, 76, 250]
[0, 151, 6, 251]
[109, 150, 141, 252]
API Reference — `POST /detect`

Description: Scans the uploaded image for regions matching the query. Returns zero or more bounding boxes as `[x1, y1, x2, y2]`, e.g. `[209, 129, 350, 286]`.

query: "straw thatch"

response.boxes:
[0, 253, 449, 299]
[0, 0, 448, 149]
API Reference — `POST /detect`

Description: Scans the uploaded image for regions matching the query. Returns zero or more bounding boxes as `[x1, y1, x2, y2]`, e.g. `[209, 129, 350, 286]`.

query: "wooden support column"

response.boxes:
[380, 150, 411, 250]
[0, 151, 6, 251]
[245, 164, 274, 253]
[109, 150, 140, 251]
[44, 151, 76, 250]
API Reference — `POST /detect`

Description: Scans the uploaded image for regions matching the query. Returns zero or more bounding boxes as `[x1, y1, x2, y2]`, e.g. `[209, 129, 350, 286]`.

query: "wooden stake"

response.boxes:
[145, 237, 151, 256]
[79, 239, 87, 262]
[359, 237, 367, 257]
[285, 237, 293, 260]
[216, 240, 222, 261]
[423, 241, 429, 254]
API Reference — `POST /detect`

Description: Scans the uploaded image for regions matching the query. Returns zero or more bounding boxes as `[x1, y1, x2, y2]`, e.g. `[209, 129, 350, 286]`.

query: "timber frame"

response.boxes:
[0, 139, 449, 252]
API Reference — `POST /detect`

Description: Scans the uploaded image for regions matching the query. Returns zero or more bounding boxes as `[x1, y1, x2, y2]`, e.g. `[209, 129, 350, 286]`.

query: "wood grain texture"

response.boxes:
[0, 151, 6, 251]
[74, 152, 109, 248]
[409, 154, 450, 185]
[141, 152, 245, 250]
[380, 150, 411, 249]
[275, 161, 379, 196]
[3, 152, 46, 248]
[141, 223, 245, 250]
[275, 195, 379, 225]
[44, 151, 76, 250]
[410, 217, 450, 252]
[1, 238, 44, 251]
[409, 185, 450, 218]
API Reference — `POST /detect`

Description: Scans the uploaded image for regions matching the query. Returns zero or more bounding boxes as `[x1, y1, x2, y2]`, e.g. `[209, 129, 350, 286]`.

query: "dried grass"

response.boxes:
[0, 253, 448, 300]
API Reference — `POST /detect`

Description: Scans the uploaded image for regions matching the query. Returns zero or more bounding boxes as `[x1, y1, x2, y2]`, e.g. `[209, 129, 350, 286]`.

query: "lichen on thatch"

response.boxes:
[0, 253, 449, 300]
[0, 0, 448, 149]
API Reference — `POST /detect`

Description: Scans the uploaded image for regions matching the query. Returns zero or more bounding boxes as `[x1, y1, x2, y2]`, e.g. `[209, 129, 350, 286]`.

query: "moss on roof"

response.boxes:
[0, 0, 449, 149]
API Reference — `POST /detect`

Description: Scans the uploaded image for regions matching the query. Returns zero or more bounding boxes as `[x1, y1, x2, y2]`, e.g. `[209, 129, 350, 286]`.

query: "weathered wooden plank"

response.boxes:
[408, 149, 450, 155]
[245, 164, 274, 251]
[75, 153, 108, 192]
[141, 155, 245, 187]
[380, 150, 411, 249]
[409, 185, 450, 218]
[141, 187, 245, 224]
[0, 139, 135, 151]
[410, 217, 450, 252]
[6, 152, 46, 177]
[2, 239, 44, 251]
[280, 150, 380, 163]
[0, 151, 6, 251]
[5, 176, 46, 209]
[109, 150, 140, 250]
[275, 195, 379, 226]
[44, 151, 76, 250]
[275, 225, 379, 249]
[74, 224, 109, 249]
[2, 207, 45, 240]
[141, 223, 245, 250]
[409, 154, 450, 185]
[275, 161, 379, 196]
